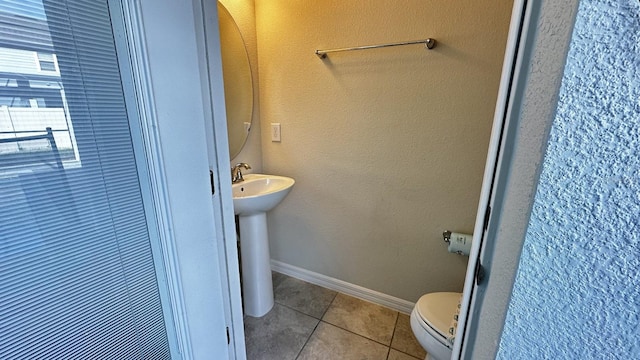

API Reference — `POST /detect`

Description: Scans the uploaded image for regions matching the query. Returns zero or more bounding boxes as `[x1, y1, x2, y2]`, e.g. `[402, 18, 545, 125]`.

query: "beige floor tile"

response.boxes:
[274, 274, 337, 319]
[298, 322, 389, 360]
[322, 293, 398, 345]
[390, 313, 427, 359]
[387, 349, 422, 360]
[244, 303, 319, 360]
[272, 271, 288, 290]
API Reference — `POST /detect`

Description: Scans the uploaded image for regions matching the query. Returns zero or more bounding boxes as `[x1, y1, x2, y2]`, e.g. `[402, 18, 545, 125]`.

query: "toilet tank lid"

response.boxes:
[415, 292, 463, 337]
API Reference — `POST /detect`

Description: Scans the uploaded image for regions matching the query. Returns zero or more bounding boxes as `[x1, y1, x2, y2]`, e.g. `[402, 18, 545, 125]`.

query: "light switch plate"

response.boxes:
[271, 123, 281, 142]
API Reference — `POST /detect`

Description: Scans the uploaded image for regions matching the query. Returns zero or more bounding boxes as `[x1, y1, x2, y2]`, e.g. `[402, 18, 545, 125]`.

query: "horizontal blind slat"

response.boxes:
[0, 0, 170, 358]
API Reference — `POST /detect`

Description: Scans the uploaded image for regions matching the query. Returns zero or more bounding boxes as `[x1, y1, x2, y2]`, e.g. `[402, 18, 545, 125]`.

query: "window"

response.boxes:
[0, 1, 173, 357]
[36, 52, 57, 72]
[0, 21, 79, 172]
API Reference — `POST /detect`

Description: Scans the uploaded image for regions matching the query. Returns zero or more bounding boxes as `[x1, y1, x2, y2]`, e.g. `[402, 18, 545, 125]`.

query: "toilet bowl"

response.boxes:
[410, 292, 462, 360]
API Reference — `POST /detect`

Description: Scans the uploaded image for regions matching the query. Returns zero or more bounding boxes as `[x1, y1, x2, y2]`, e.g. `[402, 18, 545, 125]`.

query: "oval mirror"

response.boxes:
[218, 2, 253, 159]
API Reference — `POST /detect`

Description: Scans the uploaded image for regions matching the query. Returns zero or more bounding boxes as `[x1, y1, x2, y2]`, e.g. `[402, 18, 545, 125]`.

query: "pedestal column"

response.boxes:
[238, 212, 274, 317]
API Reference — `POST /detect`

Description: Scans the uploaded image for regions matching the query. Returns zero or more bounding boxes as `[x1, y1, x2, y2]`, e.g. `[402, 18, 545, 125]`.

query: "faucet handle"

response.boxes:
[234, 162, 251, 170]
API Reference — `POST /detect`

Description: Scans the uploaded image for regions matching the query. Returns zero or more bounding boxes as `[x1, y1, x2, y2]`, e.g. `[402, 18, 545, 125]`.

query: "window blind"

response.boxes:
[0, 0, 171, 358]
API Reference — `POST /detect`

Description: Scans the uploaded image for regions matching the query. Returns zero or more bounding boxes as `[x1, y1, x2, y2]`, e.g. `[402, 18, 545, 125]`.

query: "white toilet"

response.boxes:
[410, 292, 462, 360]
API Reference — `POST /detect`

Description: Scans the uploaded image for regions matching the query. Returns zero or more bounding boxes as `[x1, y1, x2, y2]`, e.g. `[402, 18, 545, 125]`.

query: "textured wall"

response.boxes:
[498, 0, 640, 357]
[255, 0, 513, 301]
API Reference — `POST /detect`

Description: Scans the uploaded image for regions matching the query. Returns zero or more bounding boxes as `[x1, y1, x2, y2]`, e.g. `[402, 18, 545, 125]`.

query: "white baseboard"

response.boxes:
[270, 260, 415, 314]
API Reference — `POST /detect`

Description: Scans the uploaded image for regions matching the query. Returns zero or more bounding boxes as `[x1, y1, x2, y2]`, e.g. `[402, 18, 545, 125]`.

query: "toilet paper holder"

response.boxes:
[443, 230, 452, 243]
[442, 230, 473, 256]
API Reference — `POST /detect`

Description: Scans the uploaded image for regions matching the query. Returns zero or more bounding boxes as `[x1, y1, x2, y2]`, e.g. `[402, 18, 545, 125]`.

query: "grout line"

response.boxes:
[295, 318, 321, 360]
[272, 275, 335, 359]
[319, 320, 395, 348]
[265, 301, 421, 360]
[274, 301, 321, 319]
[261, 302, 321, 359]
[272, 272, 419, 358]
[273, 285, 338, 320]
[321, 293, 400, 348]
[280, 274, 397, 347]
[388, 314, 425, 359]
[318, 290, 338, 320]
[390, 312, 400, 348]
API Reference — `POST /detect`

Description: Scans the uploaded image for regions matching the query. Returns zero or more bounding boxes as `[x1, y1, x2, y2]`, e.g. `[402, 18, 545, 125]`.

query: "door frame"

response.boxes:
[192, 0, 247, 358]
[110, 0, 237, 358]
[114, 0, 583, 358]
[108, 0, 184, 357]
[453, 0, 580, 358]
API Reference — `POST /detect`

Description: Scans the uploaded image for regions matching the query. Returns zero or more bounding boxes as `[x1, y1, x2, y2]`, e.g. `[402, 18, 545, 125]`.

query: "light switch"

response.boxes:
[271, 123, 281, 142]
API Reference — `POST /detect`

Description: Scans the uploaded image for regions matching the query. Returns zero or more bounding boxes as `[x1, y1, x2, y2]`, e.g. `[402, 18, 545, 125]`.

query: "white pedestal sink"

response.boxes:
[232, 174, 295, 317]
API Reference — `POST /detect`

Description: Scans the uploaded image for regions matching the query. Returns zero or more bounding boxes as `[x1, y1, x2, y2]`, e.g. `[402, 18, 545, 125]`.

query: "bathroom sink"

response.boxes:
[231, 173, 295, 317]
[232, 174, 295, 216]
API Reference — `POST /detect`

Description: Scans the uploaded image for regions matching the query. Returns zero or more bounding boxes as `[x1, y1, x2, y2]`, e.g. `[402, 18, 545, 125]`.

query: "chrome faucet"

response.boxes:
[231, 162, 251, 183]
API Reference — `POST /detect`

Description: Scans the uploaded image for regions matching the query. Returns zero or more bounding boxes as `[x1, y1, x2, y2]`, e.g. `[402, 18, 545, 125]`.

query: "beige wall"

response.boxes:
[253, 0, 513, 302]
[219, 0, 263, 171]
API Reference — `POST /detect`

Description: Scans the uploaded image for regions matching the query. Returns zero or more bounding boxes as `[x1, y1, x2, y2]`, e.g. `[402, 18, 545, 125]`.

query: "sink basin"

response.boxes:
[232, 174, 295, 216]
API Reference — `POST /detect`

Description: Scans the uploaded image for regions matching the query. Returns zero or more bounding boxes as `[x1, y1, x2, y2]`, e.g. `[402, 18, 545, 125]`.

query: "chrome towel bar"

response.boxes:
[315, 38, 436, 59]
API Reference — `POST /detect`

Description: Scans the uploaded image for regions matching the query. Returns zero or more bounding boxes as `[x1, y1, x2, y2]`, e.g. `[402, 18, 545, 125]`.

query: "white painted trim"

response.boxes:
[194, 1, 247, 358]
[271, 260, 415, 314]
[455, 1, 580, 359]
[111, 1, 193, 358]
[451, 0, 530, 357]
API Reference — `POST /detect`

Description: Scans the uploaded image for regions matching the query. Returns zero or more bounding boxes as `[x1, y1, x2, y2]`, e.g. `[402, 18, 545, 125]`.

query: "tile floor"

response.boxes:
[243, 272, 427, 360]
